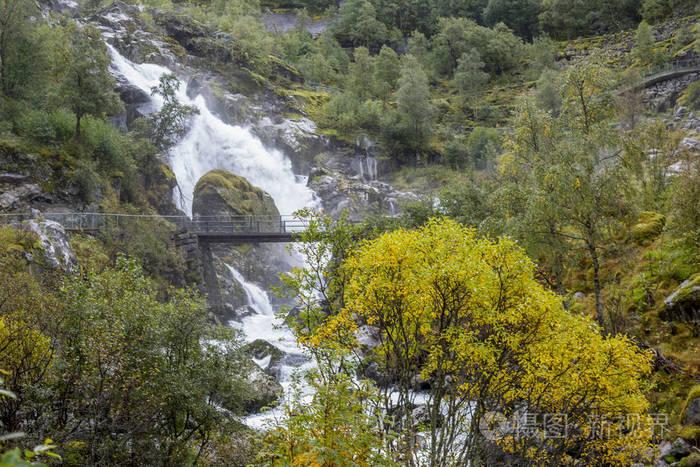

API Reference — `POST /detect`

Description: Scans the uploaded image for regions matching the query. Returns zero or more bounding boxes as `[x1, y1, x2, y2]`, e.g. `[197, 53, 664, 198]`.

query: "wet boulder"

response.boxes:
[193, 169, 280, 218]
[661, 274, 700, 323]
[243, 363, 283, 414]
[22, 219, 77, 272]
[243, 339, 283, 376]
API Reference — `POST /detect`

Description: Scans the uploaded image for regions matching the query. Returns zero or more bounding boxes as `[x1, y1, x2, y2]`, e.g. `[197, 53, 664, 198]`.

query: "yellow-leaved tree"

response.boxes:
[281, 217, 654, 466]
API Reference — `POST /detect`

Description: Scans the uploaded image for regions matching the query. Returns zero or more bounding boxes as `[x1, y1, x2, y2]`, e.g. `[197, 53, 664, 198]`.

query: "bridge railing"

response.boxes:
[0, 212, 188, 231]
[187, 215, 310, 234]
[0, 212, 312, 235]
[641, 58, 700, 77]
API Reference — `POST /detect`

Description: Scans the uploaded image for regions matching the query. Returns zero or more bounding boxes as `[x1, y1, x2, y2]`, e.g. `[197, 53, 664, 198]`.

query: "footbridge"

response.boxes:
[0, 212, 313, 244]
[640, 58, 700, 84]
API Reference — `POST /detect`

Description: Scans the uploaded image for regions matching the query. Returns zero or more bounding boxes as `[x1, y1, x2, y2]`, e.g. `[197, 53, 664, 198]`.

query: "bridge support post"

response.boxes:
[198, 241, 226, 316]
[173, 229, 226, 317]
[173, 229, 205, 290]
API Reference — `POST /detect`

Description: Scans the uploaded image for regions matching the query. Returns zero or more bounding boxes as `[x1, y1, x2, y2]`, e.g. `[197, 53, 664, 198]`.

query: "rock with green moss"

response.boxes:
[658, 437, 693, 466]
[683, 385, 700, 426]
[192, 169, 280, 218]
[678, 452, 700, 467]
[661, 274, 700, 323]
[679, 425, 700, 444]
[631, 211, 665, 245]
[154, 11, 233, 63]
[243, 339, 284, 376]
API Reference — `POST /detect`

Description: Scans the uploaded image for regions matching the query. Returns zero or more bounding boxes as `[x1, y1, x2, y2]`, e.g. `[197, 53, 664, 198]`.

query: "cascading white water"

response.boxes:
[225, 264, 314, 428]
[107, 45, 317, 216]
[108, 46, 318, 428]
[366, 156, 378, 181]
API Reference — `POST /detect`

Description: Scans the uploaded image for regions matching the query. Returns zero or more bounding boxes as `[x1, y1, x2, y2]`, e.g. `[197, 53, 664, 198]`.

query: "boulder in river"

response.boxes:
[243, 339, 283, 376]
[193, 169, 280, 218]
[243, 363, 283, 414]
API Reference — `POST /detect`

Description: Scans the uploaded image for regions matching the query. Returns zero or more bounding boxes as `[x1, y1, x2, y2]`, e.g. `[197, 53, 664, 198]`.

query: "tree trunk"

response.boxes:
[587, 241, 604, 329]
[0, 35, 7, 96]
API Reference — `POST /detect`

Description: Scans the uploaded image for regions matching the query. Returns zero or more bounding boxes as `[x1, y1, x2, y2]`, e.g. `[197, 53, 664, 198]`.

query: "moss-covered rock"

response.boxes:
[631, 211, 666, 245]
[679, 425, 700, 443]
[661, 274, 700, 323]
[154, 11, 234, 63]
[682, 384, 700, 425]
[192, 169, 280, 218]
[144, 160, 178, 215]
[242, 339, 284, 377]
[679, 452, 700, 467]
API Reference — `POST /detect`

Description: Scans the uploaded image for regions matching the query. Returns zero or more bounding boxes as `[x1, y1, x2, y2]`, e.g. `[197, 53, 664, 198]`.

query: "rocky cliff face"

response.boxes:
[90, 1, 419, 221]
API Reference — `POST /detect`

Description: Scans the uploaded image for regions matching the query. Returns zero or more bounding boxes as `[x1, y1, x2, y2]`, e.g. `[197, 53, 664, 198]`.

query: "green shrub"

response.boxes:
[443, 136, 470, 168]
[81, 118, 133, 174]
[17, 109, 56, 143]
[642, 0, 671, 22]
[631, 211, 666, 245]
[466, 127, 502, 169]
[47, 109, 76, 142]
[71, 160, 100, 202]
[16, 108, 75, 145]
[358, 99, 383, 131]
[679, 81, 700, 111]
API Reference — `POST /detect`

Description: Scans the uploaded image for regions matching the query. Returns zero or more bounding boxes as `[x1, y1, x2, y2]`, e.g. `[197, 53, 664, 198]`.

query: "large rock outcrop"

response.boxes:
[22, 219, 78, 273]
[661, 273, 700, 323]
[193, 169, 280, 218]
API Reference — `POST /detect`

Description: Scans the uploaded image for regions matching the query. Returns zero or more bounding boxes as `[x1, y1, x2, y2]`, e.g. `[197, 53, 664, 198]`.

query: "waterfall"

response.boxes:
[108, 45, 317, 429]
[225, 265, 301, 356]
[225, 264, 314, 428]
[107, 45, 317, 216]
[226, 265, 274, 317]
[387, 198, 398, 217]
[366, 156, 378, 181]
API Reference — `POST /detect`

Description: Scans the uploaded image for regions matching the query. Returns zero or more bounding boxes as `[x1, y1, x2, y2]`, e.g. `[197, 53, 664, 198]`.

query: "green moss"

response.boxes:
[679, 426, 700, 443]
[679, 453, 700, 467]
[193, 169, 279, 217]
[677, 274, 700, 302]
[682, 384, 700, 418]
[69, 234, 110, 272]
[230, 244, 252, 255]
[631, 211, 666, 245]
[279, 87, 329, 118]
[0, 227, 41, 256]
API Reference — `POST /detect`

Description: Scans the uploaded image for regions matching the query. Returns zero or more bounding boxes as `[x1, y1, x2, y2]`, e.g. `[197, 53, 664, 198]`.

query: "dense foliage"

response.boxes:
[271, 217, 655, 465]
[0, 0, 698, 464]
[0, 241, 252, 465]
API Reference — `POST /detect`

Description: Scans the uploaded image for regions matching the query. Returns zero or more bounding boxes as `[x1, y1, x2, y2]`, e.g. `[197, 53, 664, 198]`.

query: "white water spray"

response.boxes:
[107, 45, 316, 216]
[225, 264, 314, 428]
